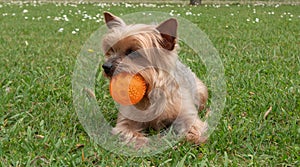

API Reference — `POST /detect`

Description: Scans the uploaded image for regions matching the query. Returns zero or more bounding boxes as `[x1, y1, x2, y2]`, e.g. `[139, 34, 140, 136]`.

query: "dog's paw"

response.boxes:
[186, 122, 208, 145]
[112, 128, 149, 149]
[131, 135, 149, 149]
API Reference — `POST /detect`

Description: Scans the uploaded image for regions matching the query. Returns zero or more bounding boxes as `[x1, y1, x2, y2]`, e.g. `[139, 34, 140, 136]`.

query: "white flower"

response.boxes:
[72, 31, 76, 34]
[25, 16, 28, 20]
[246, 18, 250, 22]
[62, 14, 69, 21]
[54, 17, 60, 21]
[23, 9, 28, 13]
[75, 28, 79, 32]
[185, 11, 192, 16]
[169, 10, 174, 16]
[58, 28, 64, 32]
[5, 87, 10, 93]
[125, 3, 132, 8]
[255, 18, 259, 22]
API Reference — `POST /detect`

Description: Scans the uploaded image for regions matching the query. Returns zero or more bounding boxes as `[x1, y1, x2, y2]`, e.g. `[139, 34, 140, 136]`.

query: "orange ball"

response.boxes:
[109, 72, 147, 105]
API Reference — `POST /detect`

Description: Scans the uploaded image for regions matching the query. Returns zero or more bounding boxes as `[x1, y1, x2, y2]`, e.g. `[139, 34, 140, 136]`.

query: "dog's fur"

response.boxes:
[102, 12, 208, 148]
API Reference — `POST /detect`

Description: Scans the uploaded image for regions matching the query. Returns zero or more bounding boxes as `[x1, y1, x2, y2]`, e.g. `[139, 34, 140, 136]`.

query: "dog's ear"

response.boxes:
[156, 18, 178, 51]
[104, 12, 126, 29]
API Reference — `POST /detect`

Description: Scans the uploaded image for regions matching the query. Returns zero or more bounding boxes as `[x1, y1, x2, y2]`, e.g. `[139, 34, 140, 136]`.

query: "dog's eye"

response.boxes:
[125, 48, 134, 56]
[105, 48, 114, 56]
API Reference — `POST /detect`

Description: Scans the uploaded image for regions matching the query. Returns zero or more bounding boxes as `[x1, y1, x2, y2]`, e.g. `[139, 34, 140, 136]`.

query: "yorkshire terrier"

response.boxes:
[102, 12, 208, 148]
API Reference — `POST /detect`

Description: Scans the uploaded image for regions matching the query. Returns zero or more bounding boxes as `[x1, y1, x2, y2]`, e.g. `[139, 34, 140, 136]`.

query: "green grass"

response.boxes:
[0, 1, 299, 166]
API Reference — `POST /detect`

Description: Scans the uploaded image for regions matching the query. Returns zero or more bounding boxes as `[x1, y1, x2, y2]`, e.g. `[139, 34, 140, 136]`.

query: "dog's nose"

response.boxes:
[102, 62, 113, 75]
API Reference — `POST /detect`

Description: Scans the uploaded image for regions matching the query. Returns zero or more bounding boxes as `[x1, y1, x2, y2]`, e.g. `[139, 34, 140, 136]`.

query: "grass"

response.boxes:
[0, 1, 299, 166]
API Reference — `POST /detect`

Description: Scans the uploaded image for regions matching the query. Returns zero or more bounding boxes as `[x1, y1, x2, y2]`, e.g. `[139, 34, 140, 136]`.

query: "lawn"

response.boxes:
[0, 1, 299, 166]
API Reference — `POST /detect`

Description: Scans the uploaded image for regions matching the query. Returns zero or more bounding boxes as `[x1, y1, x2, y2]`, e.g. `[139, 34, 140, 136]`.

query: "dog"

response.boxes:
[101, 12, 208, 148]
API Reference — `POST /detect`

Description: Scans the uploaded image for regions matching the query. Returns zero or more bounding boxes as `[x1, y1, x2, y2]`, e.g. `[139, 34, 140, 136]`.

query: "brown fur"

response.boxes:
[102, 12, 208, 148]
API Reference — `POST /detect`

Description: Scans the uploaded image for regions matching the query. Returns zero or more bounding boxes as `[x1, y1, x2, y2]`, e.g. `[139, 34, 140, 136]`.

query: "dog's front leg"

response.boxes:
[112, 113, 148, 149]
[173, 100, 208, 144]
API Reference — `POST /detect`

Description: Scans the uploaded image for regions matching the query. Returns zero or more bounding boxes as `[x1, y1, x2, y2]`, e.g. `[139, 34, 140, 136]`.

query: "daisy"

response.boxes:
[58, 28, 64, 32]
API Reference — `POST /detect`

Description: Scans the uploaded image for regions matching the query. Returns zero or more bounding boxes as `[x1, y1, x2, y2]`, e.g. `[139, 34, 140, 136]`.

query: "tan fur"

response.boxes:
[102, 12, 208, 148]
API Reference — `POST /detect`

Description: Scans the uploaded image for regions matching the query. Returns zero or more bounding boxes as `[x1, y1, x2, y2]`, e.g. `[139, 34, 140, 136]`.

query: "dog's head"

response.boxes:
[101, 12, 179, 81]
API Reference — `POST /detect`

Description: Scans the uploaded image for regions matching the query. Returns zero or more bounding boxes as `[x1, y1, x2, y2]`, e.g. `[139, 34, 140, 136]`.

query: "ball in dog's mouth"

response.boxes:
[109, 72, 147, 105]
